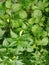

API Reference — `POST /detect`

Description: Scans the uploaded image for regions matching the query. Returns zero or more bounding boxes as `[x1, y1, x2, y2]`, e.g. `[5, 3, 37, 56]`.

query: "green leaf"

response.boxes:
[9, 41, 17, 47]
[19, 10, 27, 19]
[0, 48, 6, 53]
[16, 60, 23, 65]
[0, 29, 5, 39]
[32, 10, 42, 18]
[3, 38, 9, 47]
[12, 3, 21, 12]
[5, 0, 11, 8]
[28, 18, 35, 25]
[10, 30, 18, 38]
[32, 25, 38, 33]
[41, 37, 48, 46]
[0, 19, 5, 27]
[11, 19, 20, 28]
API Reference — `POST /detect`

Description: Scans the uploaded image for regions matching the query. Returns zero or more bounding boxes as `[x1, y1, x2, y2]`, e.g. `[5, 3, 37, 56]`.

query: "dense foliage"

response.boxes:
[0, 0, 49, 65]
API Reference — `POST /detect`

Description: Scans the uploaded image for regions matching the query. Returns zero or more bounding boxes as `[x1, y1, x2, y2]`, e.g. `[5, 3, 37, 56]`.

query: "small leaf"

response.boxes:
[9, 41, 17, 47]
[3, 38, 9, 47]
[41, 37, 48, 46]
[19, 10, 27, 19]
[10, 30, 18, 38]
[16, 60, 23, 65]
[5, 0, 11, 8]
[32, 10, 42, 18]
[12, 3, 21, 12]
[0, 29, 5, 39]
[0, 48, 6, 53]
